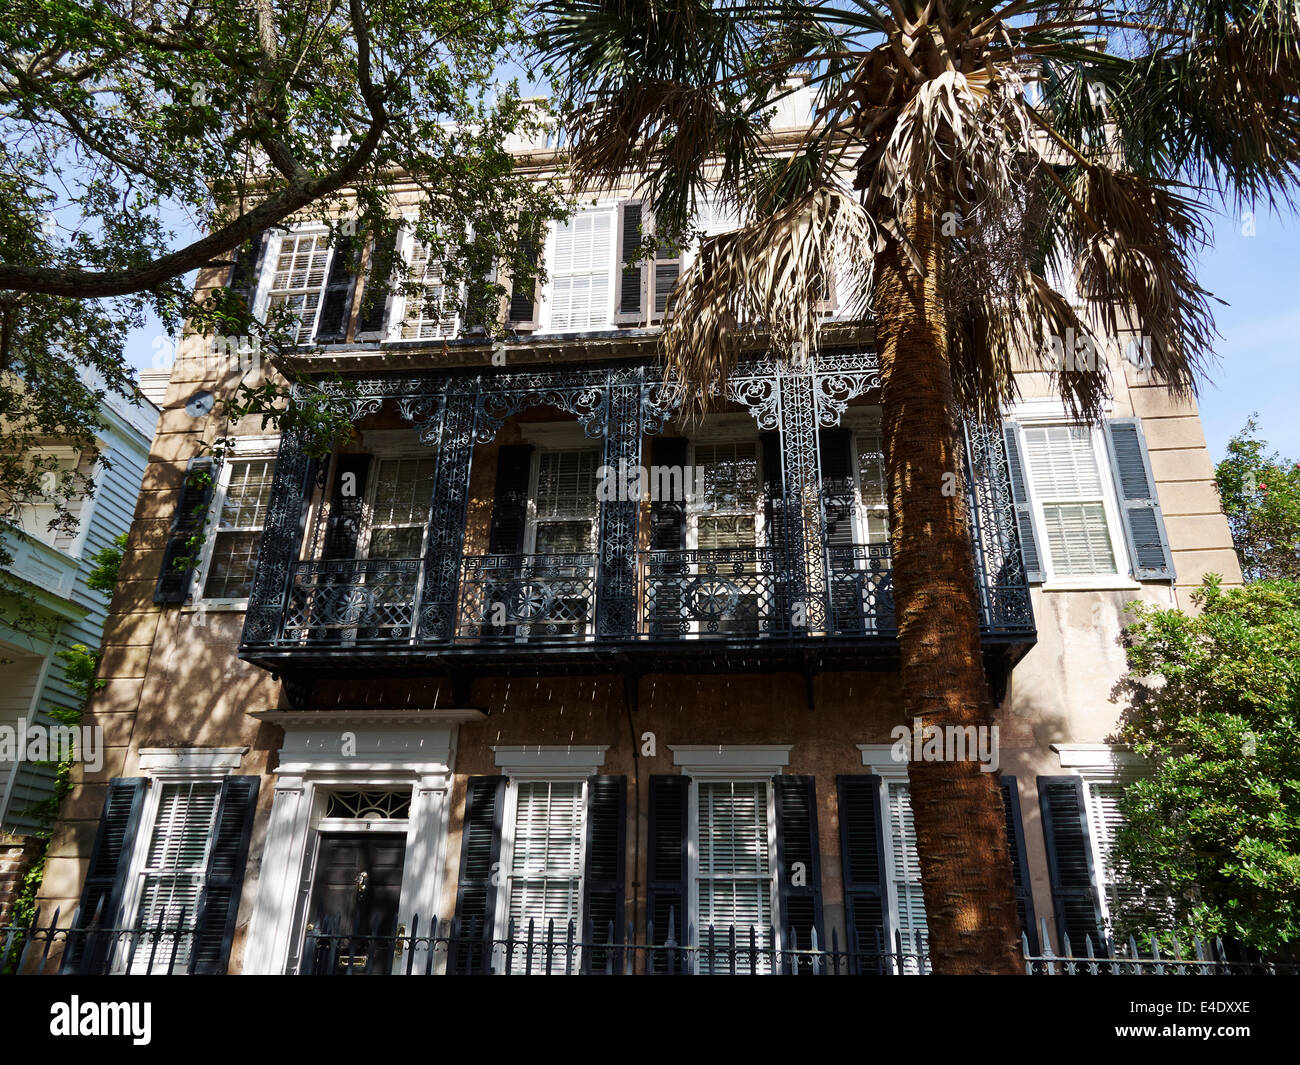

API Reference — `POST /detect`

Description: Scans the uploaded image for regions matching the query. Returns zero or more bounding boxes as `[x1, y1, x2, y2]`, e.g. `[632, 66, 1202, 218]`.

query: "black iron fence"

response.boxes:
[6, 908, 1295, 975]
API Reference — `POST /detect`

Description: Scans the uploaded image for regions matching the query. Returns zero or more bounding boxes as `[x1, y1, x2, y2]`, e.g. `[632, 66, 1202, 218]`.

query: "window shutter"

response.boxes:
[358, 222, 401, 336]
[648, 436, 688, 636]
[508, 232, 540, 329]
[223, 233, 267, 333]
[315, 236, 361, 342]
[450, 775, 507, 974]
[323, 453, 372, 560]
[1038, 776, 1105, 953]
[818, 428, 856, 546]
[652, 239, 681, 319]
[646, 774, 690, 972]
[773, 775, 825, 968]
[154, 455, 217, 604]
[999, 776, 1038, 953]
[191, 775, 260, 974]
[63, 777, 148, 974]
[1002, 422, 1044, 582]
[488, 445, 535, 554]
[617, 202, 645, 320]
[583, 775, 627, 972]
[1104, 418, 1174, 581]
[837, 775, 888, 972]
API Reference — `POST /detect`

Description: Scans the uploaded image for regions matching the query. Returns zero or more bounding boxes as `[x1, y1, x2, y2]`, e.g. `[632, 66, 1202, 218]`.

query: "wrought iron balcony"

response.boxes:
[238, 353, 1036, 683]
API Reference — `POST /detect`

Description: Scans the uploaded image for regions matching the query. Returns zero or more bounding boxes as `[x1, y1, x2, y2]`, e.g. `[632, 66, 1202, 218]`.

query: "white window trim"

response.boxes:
[1009, 407, 1138, 591]
[253, 227, 336, 342]
[857, 744, 925, 965]
[387, 223, 463, 343]
[138, 746, 248, 779]
[493, 744, 608, 778]
[357, 449, 439, 563]
[190, 435, 280, 610]
[685, 424, 766, 552]
[525, 443, 601, 557]
[670, 744, 791, 777]
[538, 201, 620, 333]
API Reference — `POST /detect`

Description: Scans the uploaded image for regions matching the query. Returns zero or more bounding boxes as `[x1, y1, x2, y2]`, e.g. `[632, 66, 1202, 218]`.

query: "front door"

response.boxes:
[304, 833, 406, 974]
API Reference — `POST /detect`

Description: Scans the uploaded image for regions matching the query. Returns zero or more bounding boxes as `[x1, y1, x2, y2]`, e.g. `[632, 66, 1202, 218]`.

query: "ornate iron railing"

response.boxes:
[457, 552, 598, 641]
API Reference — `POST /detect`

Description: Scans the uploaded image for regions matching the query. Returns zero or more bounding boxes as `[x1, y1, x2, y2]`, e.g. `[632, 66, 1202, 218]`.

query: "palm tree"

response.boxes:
[537, 0, 1300, 972]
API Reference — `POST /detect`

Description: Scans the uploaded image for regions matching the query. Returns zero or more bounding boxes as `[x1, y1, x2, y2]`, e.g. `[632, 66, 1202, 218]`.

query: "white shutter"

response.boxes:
[548, 211, 613, 331]
[887, 782, 928, 972]
[507, 780, 585, 967]
[1022, 425, 1119, 577]
[696, 780, 774, 972]
[1024, 426, 1103, 497]
[131, 781, 221, 973]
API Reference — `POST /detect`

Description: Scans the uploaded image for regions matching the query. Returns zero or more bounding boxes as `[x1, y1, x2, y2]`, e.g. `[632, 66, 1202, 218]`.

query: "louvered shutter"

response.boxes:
[1038, 776, 1105, 953]
[646, 774, 690, 973]
[652, 237, 681, 319]
[648, 437, 688, 636]
[506, 781, 584, 968]
[1002, 423, 1044, 582]
[323, 454, 371, 560]
[315, 235, 360, 342]
[616, 202, 645, 320]
[358, 222, 401, 336]
[1104, 418, 1174, 580]
[450, 775, 507, 974]
[508, 231, 539, 328]
[773, 775, 825, 970]
[222, 233, 267, 334]
[488, 445, 534, 555]
[582, 775, 626, 972]
[154, 456, 216, 604]
[820, 428, 860, 634]
[837, 775, 888, 973]
[1000, 776, 1038, 952]
[191, 776, 260, 973]
[885, 781, 928, 968]
[63, 777, 148, 974]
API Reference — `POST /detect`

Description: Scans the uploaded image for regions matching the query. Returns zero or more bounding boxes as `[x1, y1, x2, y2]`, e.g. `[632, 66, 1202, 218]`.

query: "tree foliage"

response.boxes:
[1114, 577, 1300, 958]
[1215, 417, 1300, 582]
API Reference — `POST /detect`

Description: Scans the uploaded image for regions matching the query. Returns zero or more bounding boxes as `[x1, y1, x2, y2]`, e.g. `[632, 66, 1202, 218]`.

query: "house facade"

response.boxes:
[0, 385, 158, 922]
[28, 109, 1242, 974]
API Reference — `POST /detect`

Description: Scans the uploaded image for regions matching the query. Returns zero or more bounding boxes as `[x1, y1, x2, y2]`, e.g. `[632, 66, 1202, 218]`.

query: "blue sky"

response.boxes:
[124, 194, 1300, 465]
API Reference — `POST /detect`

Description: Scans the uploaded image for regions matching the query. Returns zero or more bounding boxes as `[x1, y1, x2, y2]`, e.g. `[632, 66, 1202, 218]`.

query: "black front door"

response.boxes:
[304, 833, 406, 974]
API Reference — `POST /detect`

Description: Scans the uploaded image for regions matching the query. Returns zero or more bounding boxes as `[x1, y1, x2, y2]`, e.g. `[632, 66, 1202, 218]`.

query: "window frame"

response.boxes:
[254, 227, 340, 345]
[539, 203, 619, 333]
[387, 223, 462, 343]
[684, 419, 766, 553]
[192, 437, 280, 610]
[357, 448, 439, 563]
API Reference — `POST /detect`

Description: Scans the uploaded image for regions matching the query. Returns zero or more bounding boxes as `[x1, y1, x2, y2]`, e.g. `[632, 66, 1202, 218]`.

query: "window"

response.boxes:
[202, 458, 275, 600]
[885, 782, 928, 972]
[1021, 425, 1121, 578]
[547, 210, 614, 331]
[365, 456, 436, 559]
[1081, 778, 1168, 938]
[854, 413, 889, 545]
[502, 779, 586, 970]
[266, 232, 333, 343]
[399, 240, 459, 340]
[692, 442, 761, 550]
[531, 449, 599, 554]
[694, 780, 777, 973]
[129, 781, 221, 973]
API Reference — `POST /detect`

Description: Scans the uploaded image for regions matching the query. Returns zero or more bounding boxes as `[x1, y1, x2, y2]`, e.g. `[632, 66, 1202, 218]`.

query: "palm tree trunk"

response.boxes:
[873, 199, 1024, 974]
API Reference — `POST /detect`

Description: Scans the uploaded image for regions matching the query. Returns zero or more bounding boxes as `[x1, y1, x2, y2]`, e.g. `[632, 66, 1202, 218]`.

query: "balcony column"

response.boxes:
[416, 384, 478, 641]
[776, 365, 827, 634]
[595, 368, 644, 638]
[242, 422, 317, 646]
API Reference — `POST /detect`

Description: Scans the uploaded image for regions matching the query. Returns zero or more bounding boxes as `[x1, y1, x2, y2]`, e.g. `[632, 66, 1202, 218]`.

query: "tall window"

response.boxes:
[129, 781, 220, 973]
[548, 210, 613, 331]
[266, 232, 332, 343]
[885, 782, 928, 972]
[203, 458, 275, 600]
[692, 441, 761, 550]
[1021, 425, 1120, 577]
[399, 241, 458, 340]
[532, 450, 599, 554]
[504, 780, 585, 969]
[695, 780, 776, 973]
[854, 413, 889, 544]
[366, 457, 436, 559]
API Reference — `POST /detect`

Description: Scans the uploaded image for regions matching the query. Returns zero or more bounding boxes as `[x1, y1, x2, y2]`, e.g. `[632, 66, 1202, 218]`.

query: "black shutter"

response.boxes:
[222, 233, 266, 334]
[315, 235, 360, 342]
[488, 445, 534, 555]
[358, 222, 401, 336]
[837, 774, 888, 973]
[1038, 776, 1105, 953]
[648, 437, 688, 636]
[1002, 422, 1044, 582]
[819, 428, 861, 635]
[582, 775, 626, 973]
[618, 203, 645, 318]
[653, 243, 681, 317]
[774, 775, 825, 971]
[1104, 418, 1175, 581]
[192, 775, 260, 973]
[450, 775, 506, 974]
[62, 777, 148, 974]
[1000, 776, 1039, 953]
[323, 453, 372, 560]
[154, 455, 216, 604]
[507, 232, 539, 328]
[646, 774, 690, 973]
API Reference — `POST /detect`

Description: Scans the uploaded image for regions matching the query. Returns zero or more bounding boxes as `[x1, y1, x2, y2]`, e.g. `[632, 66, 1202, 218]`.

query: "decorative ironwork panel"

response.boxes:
[824, 543, 896, 635]
[963, 421, 1035, 632]
[457, 552, 597, 641]
[281, 558, 420, 641]
[640, 547, 790, 637]
[417, 386, 477, 640]
[777, 368, 826, 631]
[595, 370, 644, 637]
